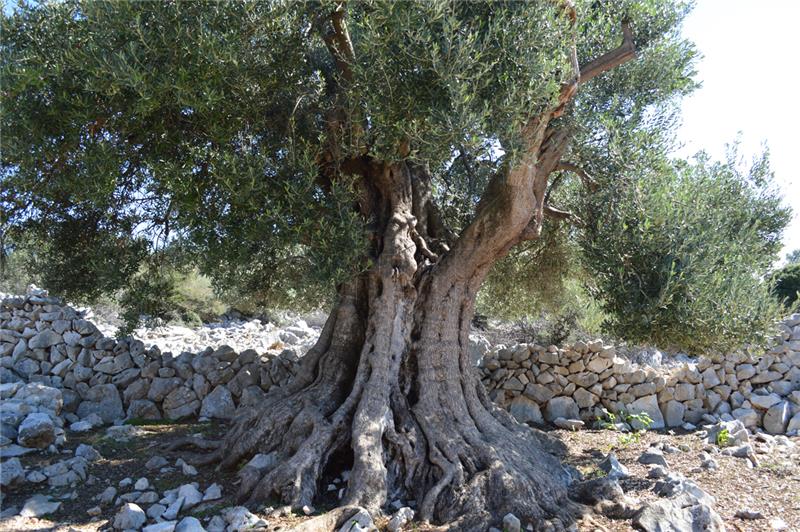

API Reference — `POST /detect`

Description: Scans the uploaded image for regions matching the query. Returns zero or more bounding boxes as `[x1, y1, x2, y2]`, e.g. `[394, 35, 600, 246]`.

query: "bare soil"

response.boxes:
[1, 423, 797, 531]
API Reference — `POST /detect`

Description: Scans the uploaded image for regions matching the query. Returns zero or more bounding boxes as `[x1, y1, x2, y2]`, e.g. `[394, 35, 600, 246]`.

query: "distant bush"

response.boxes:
[117, 262, 226, 336]
[580, 148, 791, 353]
[771, 263, 800, 310]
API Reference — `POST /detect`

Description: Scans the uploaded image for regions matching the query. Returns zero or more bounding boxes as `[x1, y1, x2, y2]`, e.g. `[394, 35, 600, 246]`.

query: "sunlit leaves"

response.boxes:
[579, 146, 790, 352]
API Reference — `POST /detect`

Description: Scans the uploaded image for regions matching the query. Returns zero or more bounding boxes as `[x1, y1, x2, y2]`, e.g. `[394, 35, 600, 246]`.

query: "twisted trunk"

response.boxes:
[176, 127, 584, 529]
[170, 8, 641, 526]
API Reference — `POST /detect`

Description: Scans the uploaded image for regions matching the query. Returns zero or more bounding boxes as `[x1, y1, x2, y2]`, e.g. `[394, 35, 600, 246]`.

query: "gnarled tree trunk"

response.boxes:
[172, 6, 638, 528]
[174, 124, 582, 530]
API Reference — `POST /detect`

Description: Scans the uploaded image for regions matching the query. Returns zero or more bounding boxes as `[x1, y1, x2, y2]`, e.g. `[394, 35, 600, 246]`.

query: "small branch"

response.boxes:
[410, 226, 438, 263]
[579, 22, 636, 85]
[544, 171, 566, 205]
[543, 205, 572, 220]
[556, 161, 598, 190]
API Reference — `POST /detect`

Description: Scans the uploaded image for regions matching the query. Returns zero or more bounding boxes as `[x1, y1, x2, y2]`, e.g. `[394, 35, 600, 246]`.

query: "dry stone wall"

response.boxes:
[478, 315, 800, 435]
[0, 291, 309, 457]
[2, 287, 799, 461]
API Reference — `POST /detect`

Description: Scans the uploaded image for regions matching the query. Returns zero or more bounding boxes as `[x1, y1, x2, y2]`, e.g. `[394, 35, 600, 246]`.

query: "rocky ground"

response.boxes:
[1, 418, 797, 531]
[3, 290, 799, 531]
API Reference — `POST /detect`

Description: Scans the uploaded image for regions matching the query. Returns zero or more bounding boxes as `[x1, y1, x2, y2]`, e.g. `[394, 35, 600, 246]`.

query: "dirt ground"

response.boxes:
[1, 422, 797, 531]
[558, 427, 800, 532]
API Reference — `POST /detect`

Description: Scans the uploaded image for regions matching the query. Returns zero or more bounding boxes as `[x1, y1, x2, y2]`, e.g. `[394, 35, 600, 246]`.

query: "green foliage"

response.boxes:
[0, 236, 38, 294]
[596, 409, 653, 446]
[580, 145, 791, 352]
[715, 428, 731, 447]
[596, 410, 619, 431]
[771, 263, 800, 310]
[2, 0, 739, 348]
[116, 255, 227, 336]
[786, 249, 800, 265]
[479, 223, 578, 318]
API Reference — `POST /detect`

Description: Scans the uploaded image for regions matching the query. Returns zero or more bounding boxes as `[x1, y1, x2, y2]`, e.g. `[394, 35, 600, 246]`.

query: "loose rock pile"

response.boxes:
[479, 314, 800, 435]
[0, 289, 317, 460]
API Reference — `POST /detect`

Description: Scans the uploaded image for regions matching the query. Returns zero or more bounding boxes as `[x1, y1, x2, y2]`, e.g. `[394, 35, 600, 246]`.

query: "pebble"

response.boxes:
[638, 448, 669, 468]
[146, 455, 169, 470]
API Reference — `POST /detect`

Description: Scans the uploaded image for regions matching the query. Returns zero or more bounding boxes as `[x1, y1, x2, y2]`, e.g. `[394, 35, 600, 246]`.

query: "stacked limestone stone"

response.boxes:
[480, 314, 800, 435]
[0, 291, 306, 447]
[3, 286, 799, 450]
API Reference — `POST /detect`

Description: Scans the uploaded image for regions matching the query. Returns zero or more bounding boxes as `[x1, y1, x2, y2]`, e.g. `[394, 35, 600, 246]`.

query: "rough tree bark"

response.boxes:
[171, 5, 637, 530]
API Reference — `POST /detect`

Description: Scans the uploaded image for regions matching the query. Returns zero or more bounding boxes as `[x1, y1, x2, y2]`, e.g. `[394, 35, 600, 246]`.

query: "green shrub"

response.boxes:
[771, 263, 800, 310]
[580, 148, 791, 353]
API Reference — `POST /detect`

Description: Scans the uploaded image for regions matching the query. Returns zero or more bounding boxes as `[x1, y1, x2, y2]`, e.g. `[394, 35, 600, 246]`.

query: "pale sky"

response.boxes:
[675, 0, 799, 262]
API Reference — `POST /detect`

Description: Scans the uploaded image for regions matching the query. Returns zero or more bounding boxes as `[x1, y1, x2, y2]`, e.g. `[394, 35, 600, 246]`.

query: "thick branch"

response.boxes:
[321, 3, 356, 84]
[542, 205, 572, 220]
[579, 22, 635, 85]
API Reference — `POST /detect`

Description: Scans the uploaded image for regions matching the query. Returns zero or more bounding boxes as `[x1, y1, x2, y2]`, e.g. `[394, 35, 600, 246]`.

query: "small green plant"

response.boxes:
[715, 428, 731, 447]
[624, 411, 654, 430]
[618, 431, 642, 446]
[579, 465, 607, 480]
[599, 410, 654, 447]
[596, 410, 618, 430]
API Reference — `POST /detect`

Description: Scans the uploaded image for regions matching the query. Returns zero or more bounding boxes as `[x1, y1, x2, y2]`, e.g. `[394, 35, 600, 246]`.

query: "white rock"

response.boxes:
[162, 496, 185, 520]
[599, 453, 629, 480]
[199, 386, 236, 420]
[175, 516, 206, 532]
[750, 393, 782, 410]
[222, 506, 268, 531]
[764, 401, 790, 434]
[337, 507, 373, 532]
[20, 494, 61, 517]
[99, 486, 117, 505]
[177, 484, 203, 510]
[69, 420, 93, 432]
[17, 412, 56, 448]
[627, 395, 665, 429]
[143, 522, 177, 532]
[203, 483, 222, 501]
[113, 503, 147, 530]
[207, 515, 226, 532]
[75, 443, 102, 461]
[544, 396, 579, 422]
[553, 417, 584, 430]
[388, 507, 415, 532]
[508, 396, 543, 425]
[0, 457, 24, 488]
[147, 503, 167, 520]
[638, 448, 668, 468]
[502, 513, 521, 532]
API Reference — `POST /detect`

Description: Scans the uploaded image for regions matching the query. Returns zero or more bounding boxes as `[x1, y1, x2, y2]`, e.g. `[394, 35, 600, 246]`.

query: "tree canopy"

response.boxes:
[1, 0, 790, 350]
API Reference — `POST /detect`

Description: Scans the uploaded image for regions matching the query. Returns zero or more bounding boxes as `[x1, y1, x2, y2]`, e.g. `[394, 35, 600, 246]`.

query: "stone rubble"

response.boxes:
[0, 289, 319, 464]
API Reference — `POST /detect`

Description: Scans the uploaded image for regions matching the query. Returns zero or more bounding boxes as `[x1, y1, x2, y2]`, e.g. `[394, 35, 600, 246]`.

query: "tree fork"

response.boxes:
[168, 9, 642, 529]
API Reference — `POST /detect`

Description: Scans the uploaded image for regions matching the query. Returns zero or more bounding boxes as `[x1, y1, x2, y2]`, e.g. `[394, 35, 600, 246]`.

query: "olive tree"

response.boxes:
[2, 1, 699, 528]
